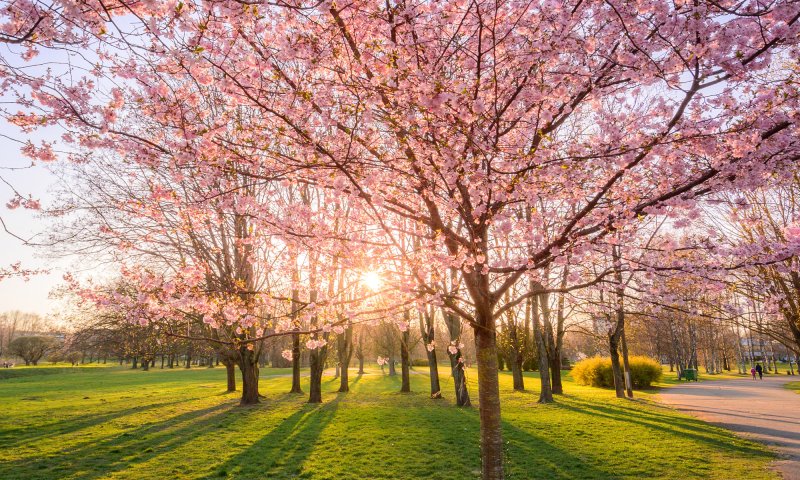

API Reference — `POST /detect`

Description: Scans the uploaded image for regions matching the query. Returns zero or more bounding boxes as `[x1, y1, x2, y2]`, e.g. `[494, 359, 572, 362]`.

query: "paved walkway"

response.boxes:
[660, 375, 800, 479]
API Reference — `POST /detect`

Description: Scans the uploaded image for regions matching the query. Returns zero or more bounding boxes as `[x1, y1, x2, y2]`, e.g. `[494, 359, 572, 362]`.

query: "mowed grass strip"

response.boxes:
[0, 365, 776, 480]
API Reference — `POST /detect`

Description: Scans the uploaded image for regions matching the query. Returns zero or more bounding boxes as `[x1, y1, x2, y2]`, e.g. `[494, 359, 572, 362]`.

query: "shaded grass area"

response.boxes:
[0, 365, 777, 479]
[785, 381, 800, 394]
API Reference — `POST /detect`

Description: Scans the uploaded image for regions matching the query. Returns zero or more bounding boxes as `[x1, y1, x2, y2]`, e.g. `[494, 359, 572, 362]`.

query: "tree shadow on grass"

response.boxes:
[443, 406, 616, 479]
[0, 399, 195, 449]
[203, 395, 342, 479]
[557, 397, 767, 457]
[0, 401, 238, 479]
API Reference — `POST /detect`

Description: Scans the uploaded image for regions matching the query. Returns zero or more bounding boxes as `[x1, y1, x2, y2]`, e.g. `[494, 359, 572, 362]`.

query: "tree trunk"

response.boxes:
[132, 356, 138, 369]
[388, 356, 397, 376]
[290, 332, 303, 394]
[400, 326, 411, 393]
[224, 359, 236, 392]
[509, 349, 524, 391]
[338, 322, 353, 393]
[609, 331, 625, 398]
[550, 354, 562, 395]
[419, 308, 442, 398]
[141, 356, 149, 371]
[239, 347, 260, 405]
[443, 310, 471, 406]
[358, 355, 364, 374]
[427, 347, 442, 398]
[308, 345, 326, 403]
[620, 326, 633, 398]
[532, 292, 553, 403]
[449, 350, 471, 406]
[609, 245, 627, 399]
[474, 314, 503, 480]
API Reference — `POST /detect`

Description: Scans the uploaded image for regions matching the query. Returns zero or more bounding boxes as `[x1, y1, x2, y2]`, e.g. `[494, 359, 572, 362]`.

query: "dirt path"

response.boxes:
[660, 375, 800, 479]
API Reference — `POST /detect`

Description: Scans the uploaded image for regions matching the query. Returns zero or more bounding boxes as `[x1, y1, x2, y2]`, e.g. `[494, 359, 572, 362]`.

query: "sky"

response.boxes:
[0, 127, 69, 317]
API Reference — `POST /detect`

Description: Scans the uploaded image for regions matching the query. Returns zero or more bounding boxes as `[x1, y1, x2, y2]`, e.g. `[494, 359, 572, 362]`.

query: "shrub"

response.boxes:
[411, 358, 429, 367]
[628, 356, 662, 388]
[572, 356, 615, 388]
[572, 356, 662, 389]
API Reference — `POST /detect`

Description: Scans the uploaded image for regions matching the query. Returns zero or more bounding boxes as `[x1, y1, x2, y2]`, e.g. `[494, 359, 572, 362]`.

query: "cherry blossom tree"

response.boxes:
[3, 0, 800, 477]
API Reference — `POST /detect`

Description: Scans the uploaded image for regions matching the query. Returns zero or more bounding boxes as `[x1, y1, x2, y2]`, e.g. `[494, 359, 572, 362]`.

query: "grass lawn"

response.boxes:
[0, 364, 777, 480]
[785, 381, 800, 394]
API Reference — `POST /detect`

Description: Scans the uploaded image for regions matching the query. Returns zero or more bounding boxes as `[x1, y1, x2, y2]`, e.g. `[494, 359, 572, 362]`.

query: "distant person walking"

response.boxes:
[751, 366, 757, 380]
[756, 363, 763, 380]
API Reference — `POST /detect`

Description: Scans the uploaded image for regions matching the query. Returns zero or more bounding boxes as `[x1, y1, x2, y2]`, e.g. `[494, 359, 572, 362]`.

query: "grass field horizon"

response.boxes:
[0, 364, 778, 479]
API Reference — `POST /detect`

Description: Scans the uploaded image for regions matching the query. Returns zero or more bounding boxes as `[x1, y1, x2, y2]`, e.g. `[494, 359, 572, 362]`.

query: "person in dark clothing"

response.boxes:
[756, 363, 763, 380]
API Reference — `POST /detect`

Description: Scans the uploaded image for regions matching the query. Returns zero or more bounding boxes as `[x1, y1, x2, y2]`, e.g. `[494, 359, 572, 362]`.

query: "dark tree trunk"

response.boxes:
[141, 356, 149, 371]
[238, 347, 260, 405]
[308, 345, 326, 403]
[132, 356, 138, 369]
[534, 325, 552, 402]
[620, 326, 634, 398]
[388, 356, 397, 376]
[400, 325, 411, 393]
[449, 350, 471, 406]
[609, 333, 625, 398]
[426, 347, 442, 398]
[357, 355, 364, 374]
[609, 246, 627, 399]
[160, 355, 165, 369]
[532, 291, 553, 403]
[419, 308, 442, 398]
[224, 359, 236, 392]
[509, 349, 524, 391]
[338, 322, 353, 393]
[290, 332, 303, 394]
[443, 310, 471, 406]
[550, 356, 563, 394]
[474, 309, 503, 480]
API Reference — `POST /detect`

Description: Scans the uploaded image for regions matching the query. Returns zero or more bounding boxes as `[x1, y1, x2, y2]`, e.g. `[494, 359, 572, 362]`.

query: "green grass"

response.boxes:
[785, 381, 800, 394]
[0, 364, 777, 480]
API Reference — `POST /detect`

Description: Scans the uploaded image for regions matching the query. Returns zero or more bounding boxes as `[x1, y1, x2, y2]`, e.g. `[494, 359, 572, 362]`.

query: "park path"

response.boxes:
[660, 375, 800, 479]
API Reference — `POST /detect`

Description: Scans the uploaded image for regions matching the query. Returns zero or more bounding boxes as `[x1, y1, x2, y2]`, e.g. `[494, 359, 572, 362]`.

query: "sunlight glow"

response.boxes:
[361, 271, 383, 292]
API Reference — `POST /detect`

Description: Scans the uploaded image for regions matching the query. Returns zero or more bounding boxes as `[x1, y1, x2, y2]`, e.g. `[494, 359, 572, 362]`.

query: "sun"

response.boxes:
[361, 271, 383, 292]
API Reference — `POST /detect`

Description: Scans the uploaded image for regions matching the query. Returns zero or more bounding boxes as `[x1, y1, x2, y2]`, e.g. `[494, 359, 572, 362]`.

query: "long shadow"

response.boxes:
[0, 398, 195, 448]
[0, 401, 237, 479]
[446, 407, 614, 479]
[665, 407, 800, 426]
[557, 398, 767, 457]
[203, 395, 342, 478]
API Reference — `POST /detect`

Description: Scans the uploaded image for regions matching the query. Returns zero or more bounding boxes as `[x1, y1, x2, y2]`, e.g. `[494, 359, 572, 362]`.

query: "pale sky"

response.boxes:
[0, 128, 67, 317]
